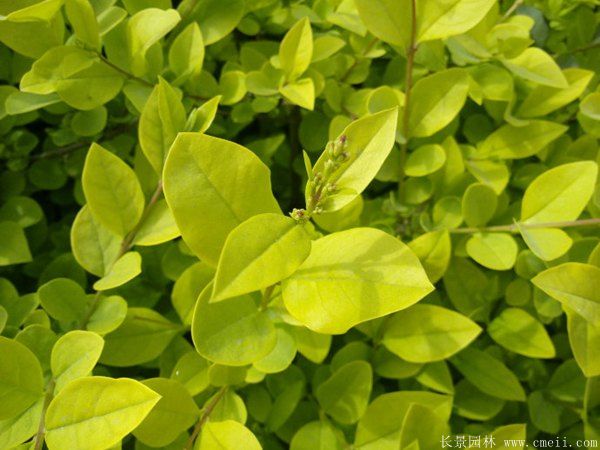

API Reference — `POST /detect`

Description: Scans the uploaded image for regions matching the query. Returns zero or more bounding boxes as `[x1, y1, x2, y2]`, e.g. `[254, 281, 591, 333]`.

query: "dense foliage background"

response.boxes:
[1, 0, 600, 449]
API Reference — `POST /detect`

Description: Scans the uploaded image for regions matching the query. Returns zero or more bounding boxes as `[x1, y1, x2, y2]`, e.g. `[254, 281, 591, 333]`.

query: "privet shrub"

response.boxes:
[0, 0, 599, 449]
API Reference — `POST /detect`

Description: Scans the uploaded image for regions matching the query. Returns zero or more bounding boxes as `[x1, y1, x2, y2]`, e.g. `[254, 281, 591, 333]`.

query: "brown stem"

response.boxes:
[449, 217, 600, 234]
[397, 0, 418, 199]
[33, 379, 55, 450]
[184, 387, 228, 450]
[501, 0, 524, 21]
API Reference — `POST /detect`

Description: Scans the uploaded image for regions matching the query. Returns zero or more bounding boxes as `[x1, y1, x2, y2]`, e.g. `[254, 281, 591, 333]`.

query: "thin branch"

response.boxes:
[555, 41, 600, 57]
[184, 387, 228, 450]
[449, 217, 600, 234]
[287, 105, 303, 211]
[397, 0, 418, 198]
[501, 0, 524, 21]
[33, 379, 55, 450]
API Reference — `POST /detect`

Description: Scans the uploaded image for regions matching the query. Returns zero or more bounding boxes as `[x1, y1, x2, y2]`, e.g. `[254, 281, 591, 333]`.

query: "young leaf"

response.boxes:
[100, 308, 180, 366]
[408, 69, 469, 138]
[38, 278, 87, 323]
[517, 68, 593, 118]
[70, 205, 121, 277]
[532, 263, 600, 326]
[488, 308, 555, 358]
[517, 226, 572, 261]
[566, 308, 600, 378]
[132, 200, 180, 246]
[466, 233, 518, 271]
[0, 336, 44, 420]
[85, 295, 128, 335]
[192, 287, 277, 366]
[382, 304, 482, 363]
[196, 420, 261, 450]
[282, 227, 433, 334]
[355, 0, 410, 47]
[169, 22, 205, 84]
[133, 378, 199, 447]
[51, 331, 105, 392]
[521, 161, 598, 223]
[126, 8, 181, 75]
[163, 133, 281, 266]
[139, 78, 186, 174]
[450, 348, 526, 401]
[316, 361, 372, 424]
[212, 213, 312, 302]
[279, 78, 315, 110]
[479, 120, 567, 159]
[93, 251, 142, 291]
[308, 108, 398, 213]
[404, 144, 446, 177]
[45, 377, 161, 450]
[0, 221, 32, 266]
[254, 326, 298, 374]
[417, 0, 496, 42]
[408, 230, 451, 283]
[279, 17, 312, 81]
[65, 0, 101, 50]
[82, 143, 145, 237]
[501, 48, 568, 88]
[462, 183, 497, 227]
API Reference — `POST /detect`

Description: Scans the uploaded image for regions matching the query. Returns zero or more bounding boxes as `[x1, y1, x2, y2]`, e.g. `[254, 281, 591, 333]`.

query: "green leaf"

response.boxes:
[219, 70, 246, 105]
[404, 144, 446, 177]
[466, 233, 518, 271]
[417, 0, 496, 42]
[382, 304, 481, 363]
[86, 295, 128, 335]
[0, 221, 32, 266]
[566, 308, 600, 378]
[70, 205, 121, 277]
[139, 78, 186, 174]
[100, 308, 180, 367]
[521, 161, 598, 223]
[51, 331, 105, 392]
[132, 200, 180, 246]
[178, 0, 244, 45]
[171, 351, 210, 396]
[462, 183, 497, 227]
[133, 378, 199, 447]
[38, 278, 87, 323]
[192, 287, 277, 366]
[93, 251, 142, 291]
[213, 213, 312, 302]
[1, 0, 63, 22]
[355, 391, 452, 450]
[399, 403, 449, 450]
[479, 120, 567, 159]
[82, 143, 145, 237]
[253, 326, 298, 374]
[279, 78, 315, 110]
[450, 348, 526, 401]
[0, 398, 43, 450]
[127, 8, 181, 76]
[316, 361, 372, 424]
[169, 22, 204, 84]
[488, 308, 555, 358]
[501, 48, 568, 88]
[20, 46, 124, 110]
[279, 17, 312, 81]
[65, 0, 100, 50]
[186, 95, 221, 133]
[45, 377, 160, 450]
[282, 227, 433, 334]
[172, 262, 215, 325]
[0, 336, 44, 420]
[491, 424, 527, 450]
[408, 230, 451, 283]
[408, 68, 469, 138]
[532, 263, 600, 326]
[465, 159, 510, 194]
[518, 68, 594, 118]
[163, 133, 281, 266]
[355, 0, 410, 47]
[517, 226, 572, 261]
[291, 420, 345, 450]
[309, 108, 398, 212]
[196, 420, 261, 450]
